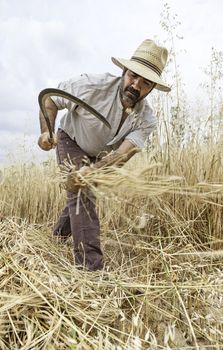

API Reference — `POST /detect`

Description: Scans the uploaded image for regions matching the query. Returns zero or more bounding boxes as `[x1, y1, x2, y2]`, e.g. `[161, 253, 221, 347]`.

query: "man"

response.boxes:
[38, 39, 171, 271]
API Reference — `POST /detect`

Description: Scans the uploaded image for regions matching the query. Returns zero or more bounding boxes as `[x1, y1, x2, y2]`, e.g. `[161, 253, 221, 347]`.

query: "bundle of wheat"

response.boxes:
[60, 158, 223, 200]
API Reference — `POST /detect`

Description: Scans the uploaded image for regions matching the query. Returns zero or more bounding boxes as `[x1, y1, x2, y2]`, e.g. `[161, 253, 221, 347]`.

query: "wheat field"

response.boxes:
[0, 138, 223, 350]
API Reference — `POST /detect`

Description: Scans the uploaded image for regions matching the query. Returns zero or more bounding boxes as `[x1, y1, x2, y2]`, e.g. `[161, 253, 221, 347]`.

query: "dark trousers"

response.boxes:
[53, 129, 103, 271]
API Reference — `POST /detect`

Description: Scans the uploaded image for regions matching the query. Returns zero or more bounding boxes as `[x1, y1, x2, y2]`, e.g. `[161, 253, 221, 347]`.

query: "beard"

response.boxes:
[120, 82, 140, 108]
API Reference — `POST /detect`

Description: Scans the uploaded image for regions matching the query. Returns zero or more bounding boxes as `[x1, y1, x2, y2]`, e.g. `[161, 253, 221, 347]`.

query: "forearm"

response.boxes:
[93, 141, 140, 169]
[93, 150, 134, 169]
[39, 97, 58, 133]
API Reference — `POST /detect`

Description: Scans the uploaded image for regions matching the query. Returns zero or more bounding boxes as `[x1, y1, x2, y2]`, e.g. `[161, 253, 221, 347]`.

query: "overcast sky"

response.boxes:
[0, 0, 222, 166]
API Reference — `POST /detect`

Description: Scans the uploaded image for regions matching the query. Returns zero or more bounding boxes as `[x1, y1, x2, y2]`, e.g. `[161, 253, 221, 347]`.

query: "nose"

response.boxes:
[131, 76, 142, 91]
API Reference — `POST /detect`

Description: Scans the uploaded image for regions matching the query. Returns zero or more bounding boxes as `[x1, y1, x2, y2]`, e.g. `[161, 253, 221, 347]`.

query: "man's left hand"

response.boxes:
[66, 166, 93, 192]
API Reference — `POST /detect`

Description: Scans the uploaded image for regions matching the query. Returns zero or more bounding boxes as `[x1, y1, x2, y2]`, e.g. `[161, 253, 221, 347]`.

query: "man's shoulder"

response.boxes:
[137, 98, 153, 117]
[143, 99, 153, 114]
[136, 98, 157, 126]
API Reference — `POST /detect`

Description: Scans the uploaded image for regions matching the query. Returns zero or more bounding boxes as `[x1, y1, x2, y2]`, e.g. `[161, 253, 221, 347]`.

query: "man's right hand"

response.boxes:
[38, 132, 58, 151]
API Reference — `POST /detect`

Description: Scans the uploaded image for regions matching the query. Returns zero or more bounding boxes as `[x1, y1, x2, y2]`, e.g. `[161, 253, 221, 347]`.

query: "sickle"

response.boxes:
[38, 88, 111, 142]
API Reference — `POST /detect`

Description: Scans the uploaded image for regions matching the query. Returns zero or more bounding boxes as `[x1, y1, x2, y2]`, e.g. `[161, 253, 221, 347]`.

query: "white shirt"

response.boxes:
[52, 72, 157, 157]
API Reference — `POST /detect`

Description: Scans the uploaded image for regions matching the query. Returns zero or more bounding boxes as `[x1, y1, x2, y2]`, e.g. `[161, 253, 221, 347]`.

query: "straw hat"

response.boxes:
[111, 39, 171, 92]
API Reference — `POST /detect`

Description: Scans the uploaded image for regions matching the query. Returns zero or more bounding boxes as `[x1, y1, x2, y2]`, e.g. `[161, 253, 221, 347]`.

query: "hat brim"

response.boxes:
[111, 57, 171, 92]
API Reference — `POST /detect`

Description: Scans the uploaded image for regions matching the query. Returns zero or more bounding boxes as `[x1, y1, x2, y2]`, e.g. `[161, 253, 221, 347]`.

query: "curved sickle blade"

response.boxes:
[38, 88, 111, 140]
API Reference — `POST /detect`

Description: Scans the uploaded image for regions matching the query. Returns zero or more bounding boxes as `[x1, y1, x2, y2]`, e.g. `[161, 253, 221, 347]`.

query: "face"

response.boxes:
[120, 69, 156, 109]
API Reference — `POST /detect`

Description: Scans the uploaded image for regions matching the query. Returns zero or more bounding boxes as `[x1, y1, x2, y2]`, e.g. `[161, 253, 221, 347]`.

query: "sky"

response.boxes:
[0, 0, 223, 166]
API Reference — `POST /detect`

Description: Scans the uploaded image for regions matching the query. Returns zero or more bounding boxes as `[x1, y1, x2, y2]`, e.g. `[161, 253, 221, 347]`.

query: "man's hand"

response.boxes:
[65, 166, 93, 192]
[38, 132, 57, 151]
[77, 165, 92, 177]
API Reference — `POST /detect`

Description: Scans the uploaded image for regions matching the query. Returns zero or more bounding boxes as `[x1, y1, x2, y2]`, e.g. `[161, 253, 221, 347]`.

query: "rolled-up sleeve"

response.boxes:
[125, 104, 157, 148]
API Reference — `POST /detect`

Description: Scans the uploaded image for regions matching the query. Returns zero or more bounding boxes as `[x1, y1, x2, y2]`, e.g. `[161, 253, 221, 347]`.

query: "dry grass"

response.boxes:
[0, 143, 223, 349]
[0, 219, 223, 349]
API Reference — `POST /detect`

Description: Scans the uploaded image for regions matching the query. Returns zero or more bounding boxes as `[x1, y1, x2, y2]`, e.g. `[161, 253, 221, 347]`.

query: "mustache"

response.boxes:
[125, 86, 140, 99]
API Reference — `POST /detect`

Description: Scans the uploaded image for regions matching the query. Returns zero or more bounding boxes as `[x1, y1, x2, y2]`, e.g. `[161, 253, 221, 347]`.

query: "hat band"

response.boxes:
[131, 56, 162, 77]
